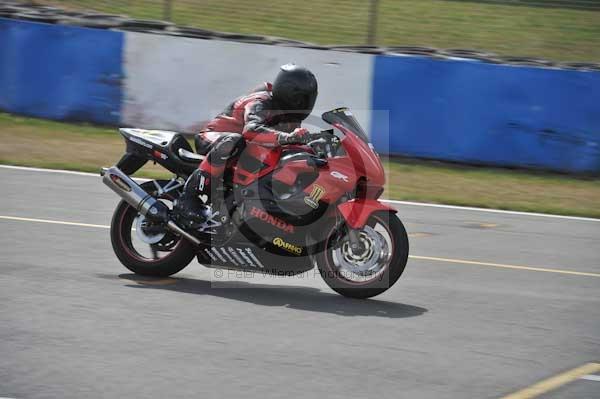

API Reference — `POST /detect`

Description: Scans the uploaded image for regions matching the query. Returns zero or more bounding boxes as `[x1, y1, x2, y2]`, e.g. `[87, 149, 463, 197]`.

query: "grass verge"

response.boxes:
[1, 112, 598, 218]
[44, 0, 600, 62]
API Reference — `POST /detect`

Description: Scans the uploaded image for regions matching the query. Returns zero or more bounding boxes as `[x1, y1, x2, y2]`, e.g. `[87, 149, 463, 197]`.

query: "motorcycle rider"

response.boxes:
[174, 64, 318, 228]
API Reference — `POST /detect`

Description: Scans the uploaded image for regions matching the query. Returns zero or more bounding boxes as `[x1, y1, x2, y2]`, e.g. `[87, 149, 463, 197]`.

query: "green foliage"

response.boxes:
[44, 0, 600, 61]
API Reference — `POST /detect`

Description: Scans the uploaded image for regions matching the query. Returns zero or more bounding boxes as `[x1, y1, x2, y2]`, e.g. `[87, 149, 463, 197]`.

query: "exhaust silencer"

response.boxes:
[101, 167, 202, 246]
[102, 166, 161, 217]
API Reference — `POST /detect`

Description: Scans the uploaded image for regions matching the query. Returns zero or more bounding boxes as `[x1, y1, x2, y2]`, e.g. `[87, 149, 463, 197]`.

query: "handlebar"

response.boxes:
[306, 129, 338, 159]
[307, 129, 335, 140]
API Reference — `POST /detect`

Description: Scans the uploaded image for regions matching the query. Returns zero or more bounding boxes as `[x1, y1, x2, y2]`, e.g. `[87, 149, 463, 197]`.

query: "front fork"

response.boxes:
[347, 228, 363, 252]
[336, 198, 398, 254]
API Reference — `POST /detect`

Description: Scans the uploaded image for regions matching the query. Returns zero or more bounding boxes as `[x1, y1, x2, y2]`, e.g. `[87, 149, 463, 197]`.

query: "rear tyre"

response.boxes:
[110, 181, 196, 277]
[315, 211, 409, 299]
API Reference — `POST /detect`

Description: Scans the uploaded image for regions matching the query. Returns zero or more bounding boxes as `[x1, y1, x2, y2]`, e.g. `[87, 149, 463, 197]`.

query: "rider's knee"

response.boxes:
[209, 133, 243, 165]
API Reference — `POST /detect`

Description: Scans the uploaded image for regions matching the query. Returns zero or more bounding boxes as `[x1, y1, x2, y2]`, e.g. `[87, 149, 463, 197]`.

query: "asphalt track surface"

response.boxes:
[1, 166, 599, 399]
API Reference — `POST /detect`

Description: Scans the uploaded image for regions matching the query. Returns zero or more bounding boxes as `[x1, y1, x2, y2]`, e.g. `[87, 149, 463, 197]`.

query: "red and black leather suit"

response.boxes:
[176, 83, 309, 228]
[197, 82, 305, 177]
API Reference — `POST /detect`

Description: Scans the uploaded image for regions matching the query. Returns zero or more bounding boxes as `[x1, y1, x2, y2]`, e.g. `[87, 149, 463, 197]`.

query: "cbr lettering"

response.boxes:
[330, 171, 349, 182]
[250, 207, 294, 233]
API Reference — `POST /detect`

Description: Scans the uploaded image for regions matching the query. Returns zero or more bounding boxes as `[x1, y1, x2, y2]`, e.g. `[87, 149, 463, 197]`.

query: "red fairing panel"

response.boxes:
[334, 124, 385, 188]
[301, 157, 358, 203]
[337, 199, 397, 229]
[272, 159, 315, 186]
[233, 143, 282, 185]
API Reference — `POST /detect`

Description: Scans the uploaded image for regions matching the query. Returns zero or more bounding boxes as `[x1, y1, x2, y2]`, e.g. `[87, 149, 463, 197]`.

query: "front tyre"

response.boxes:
[316, 211, 409, 299]
[110, 181, 196, 277]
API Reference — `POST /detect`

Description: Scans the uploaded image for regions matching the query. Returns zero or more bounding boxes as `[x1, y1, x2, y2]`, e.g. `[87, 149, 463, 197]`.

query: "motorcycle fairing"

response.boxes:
[234, 165, 328, 226]
[235, 198, 327, 256]
[296, 157, 358, 204]
[322, 108, 370, 144]
[337, 199, 397, 229]
[196, 228, 317, 276]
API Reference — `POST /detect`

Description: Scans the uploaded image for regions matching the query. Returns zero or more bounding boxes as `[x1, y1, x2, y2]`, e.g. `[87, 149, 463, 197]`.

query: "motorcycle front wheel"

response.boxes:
[315, 211, 409, 299]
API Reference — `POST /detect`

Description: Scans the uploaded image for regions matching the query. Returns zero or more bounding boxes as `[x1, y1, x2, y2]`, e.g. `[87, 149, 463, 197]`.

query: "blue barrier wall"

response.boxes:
[371, 56, 600, 173]
[0, 18, 123, 124]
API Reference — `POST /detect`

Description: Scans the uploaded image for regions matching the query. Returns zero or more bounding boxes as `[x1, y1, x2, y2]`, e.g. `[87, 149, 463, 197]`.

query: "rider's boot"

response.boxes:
[174, 168, 214, 229]
[174, 133, 241, 229]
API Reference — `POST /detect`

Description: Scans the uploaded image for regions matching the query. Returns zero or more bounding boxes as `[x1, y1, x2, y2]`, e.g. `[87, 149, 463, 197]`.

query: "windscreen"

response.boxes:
[322, 108, 370, 144]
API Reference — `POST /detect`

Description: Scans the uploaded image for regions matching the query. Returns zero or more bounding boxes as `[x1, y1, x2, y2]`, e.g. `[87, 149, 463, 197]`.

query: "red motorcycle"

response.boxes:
[101, 108, 409, 298]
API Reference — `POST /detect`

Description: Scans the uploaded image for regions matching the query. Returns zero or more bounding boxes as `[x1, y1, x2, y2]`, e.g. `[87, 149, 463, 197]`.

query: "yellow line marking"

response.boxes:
[500, 363, 600, 399]
[410, 255, 600, 278]
[2, 214, 599, 278]
[0, 215, 109, 229]
[408, 232, 433, 238]
[479, 223, 498, 228]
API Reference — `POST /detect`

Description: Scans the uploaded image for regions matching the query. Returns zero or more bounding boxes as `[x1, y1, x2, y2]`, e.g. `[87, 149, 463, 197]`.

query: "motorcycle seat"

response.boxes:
[194, 134, 212, 155]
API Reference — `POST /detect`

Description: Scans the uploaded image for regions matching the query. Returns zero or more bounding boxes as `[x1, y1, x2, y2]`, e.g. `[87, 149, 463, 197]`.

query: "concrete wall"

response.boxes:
[122, 32, 373, 132]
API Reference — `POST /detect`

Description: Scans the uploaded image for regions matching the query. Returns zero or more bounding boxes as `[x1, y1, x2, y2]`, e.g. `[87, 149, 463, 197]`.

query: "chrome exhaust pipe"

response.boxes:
[166, 220, 201, 246]
[102, 166, 161, 217]
[101, 166, 201, 246]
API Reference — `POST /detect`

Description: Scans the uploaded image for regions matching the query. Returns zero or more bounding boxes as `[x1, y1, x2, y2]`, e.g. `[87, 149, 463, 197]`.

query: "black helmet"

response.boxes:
[272, 64, 318, 120]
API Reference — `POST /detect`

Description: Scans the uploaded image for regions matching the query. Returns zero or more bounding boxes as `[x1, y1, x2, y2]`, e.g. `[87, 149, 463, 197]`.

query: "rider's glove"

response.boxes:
[278, 128, 310, 145]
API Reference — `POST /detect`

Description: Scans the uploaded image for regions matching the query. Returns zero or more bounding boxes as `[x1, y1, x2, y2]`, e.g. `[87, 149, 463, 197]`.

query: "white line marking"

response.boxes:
[580, 374, 600, 382]
[383, 199, 600, 222]
[0, 164, 150, 180]
[0, 164, 99, 177]
[0, 215, 109, 229]
[1, 164, 598, 222]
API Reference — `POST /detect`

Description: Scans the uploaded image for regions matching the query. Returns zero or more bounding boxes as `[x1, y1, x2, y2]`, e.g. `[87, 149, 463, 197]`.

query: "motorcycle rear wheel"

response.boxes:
[316, 211, 409, 299]
[110, 181, 196, 277]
